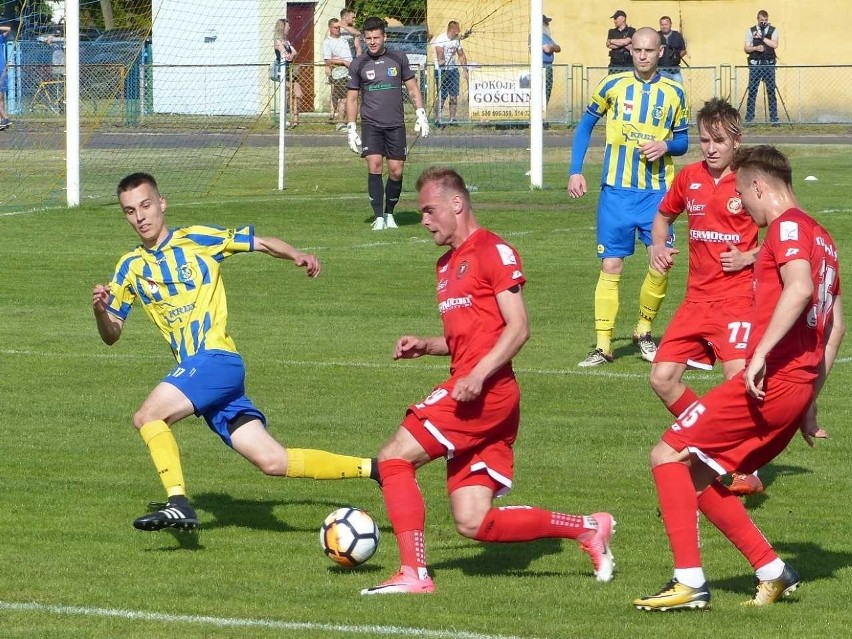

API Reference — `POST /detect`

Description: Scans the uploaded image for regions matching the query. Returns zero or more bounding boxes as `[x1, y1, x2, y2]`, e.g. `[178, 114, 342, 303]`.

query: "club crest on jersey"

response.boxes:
[179, 264, 196, 283]
[727, 197, 743, 214]
[622, 100, 634, 115]
[653, 106, 664, 119]
[495, 244, 517, 266]
[456, 261, 469, 278]
[146, 279, 159, 295]
[366, 70, 376, 80]
[387, 67, 398, 77]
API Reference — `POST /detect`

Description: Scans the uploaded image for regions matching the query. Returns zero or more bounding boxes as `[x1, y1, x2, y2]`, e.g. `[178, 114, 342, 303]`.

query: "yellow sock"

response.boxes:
[139, 420, 186, 498]
[637, 267, 669, 335]
[286, 449, 372, 480]
[594, 272, 621, 354]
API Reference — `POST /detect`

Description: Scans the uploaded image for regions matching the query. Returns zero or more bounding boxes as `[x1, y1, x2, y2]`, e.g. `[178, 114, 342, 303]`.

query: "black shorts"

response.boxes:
[360, 122, 408, 160]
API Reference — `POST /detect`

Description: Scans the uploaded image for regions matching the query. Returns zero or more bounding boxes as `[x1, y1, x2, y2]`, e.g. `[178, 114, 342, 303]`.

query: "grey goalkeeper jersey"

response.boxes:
[348, 48, 414, 129]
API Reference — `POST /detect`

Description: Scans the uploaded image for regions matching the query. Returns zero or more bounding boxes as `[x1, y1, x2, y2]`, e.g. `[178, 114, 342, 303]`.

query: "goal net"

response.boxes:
[0, 0, 552, 214]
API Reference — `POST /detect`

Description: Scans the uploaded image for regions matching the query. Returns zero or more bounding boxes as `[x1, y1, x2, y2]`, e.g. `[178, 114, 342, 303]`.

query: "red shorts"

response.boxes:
[403, 377, 520, 496]
[656, 297, 753, 369]
[662, 371, 813, 475]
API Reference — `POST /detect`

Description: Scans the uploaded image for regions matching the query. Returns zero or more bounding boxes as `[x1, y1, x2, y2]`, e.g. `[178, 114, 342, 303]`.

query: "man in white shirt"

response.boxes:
[324, 18, 354, 130]
[431, 21, 468, 124]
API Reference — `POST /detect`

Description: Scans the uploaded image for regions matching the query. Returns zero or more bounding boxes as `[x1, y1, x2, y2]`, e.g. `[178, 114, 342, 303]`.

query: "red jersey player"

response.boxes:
[361, 167, 616, 595]
[649, 98, 767, 495]
[634, 145, 845, 612]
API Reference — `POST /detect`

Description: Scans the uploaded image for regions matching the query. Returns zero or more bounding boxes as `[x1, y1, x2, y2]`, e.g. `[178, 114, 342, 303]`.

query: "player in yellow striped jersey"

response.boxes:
[568, 27, 689, 367]
[92, 173, 376, 532]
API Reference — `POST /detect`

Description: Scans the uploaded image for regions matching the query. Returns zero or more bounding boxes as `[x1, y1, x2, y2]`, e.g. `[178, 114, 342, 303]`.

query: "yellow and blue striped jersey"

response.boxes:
[105, 225, 254, 363]
[588, 71, 689, 191]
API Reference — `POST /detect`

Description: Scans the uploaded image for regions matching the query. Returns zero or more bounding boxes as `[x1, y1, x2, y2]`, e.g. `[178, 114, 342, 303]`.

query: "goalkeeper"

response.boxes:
[346, 16, 429, 231]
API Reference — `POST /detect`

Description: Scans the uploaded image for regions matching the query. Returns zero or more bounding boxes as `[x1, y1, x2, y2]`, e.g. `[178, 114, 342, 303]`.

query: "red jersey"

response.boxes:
[749, 208, 841, 382]
[659, 162, 758, 301]
[436, 228, 526, 381]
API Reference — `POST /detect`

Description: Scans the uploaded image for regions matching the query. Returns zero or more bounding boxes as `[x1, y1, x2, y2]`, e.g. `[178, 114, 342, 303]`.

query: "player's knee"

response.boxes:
[650, 440, 682, 467]
[454, 514, 484, 539]
[132, 410, 152, 430]
[649, 368, 674, 397]
[254, 453, 286, 476]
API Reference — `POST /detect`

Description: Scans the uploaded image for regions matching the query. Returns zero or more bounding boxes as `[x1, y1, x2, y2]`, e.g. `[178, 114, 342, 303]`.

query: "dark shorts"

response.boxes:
[163, 350, 266, 447]
[360, 122, 408, 160]
[435, 68, 460, 101]
[330, 77, 347, 105]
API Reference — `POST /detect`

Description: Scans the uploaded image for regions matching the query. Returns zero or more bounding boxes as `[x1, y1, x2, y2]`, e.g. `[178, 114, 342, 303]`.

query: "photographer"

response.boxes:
[658, 16, 686, 84]
[743, 9, 779, 123]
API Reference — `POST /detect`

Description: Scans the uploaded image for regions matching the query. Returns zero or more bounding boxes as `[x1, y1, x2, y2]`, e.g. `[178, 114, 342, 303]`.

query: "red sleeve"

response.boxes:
[483, 240, 526, 294]
[773, 213, 813, 268]
[658, 166, 688, 217]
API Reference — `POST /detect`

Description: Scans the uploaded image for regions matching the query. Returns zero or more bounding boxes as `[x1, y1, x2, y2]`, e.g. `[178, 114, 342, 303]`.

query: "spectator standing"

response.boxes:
[361, 167, 616, 595]
[431, 21, 468, 124]
[324, 18, 353, 131]
[273, 18, 302, 128]
[633, 145, 844, 611]
[339, 8, 362, 58]
[606, 10, 635, 72]
[346, 17, 429, 231]
[658, 16, 686, 84]
[569, 27, 689, 367]
[743, 9, 779, 123]
[541, 15, 561, 107]
[0, 23, 11, 130]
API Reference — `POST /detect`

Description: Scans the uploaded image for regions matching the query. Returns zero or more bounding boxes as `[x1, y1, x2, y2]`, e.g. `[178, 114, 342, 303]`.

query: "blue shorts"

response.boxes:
[163, 350, 266, 447]
[596, 186, 671, 258]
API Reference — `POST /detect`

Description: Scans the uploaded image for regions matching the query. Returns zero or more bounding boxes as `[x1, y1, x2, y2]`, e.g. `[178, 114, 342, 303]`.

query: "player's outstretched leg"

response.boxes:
[134, 495, 199, 531]
[728, 471, 764, 495]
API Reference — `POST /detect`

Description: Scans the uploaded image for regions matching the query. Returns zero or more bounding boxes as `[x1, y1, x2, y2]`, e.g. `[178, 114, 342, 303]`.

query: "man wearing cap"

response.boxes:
[541, 15, 561, 106]
[606, 10, 635, 72]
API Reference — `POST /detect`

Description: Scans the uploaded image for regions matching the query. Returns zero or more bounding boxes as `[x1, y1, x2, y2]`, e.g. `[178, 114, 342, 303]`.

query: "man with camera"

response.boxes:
[743, 9, 779, 123]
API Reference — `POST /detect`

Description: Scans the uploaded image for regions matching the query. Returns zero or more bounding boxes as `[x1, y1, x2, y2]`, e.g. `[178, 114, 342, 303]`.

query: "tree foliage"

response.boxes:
[349, 0, 426, 26]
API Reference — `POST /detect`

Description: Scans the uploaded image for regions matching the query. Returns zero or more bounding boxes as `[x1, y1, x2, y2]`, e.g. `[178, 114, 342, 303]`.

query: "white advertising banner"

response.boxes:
[468, 66, 545, 122]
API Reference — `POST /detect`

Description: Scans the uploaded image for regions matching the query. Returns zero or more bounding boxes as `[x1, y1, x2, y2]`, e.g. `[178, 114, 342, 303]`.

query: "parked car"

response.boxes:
[384, 25, 428, 69]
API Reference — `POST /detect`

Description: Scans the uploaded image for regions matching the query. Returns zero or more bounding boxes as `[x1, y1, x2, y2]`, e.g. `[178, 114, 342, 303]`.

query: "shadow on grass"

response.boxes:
[712, 540, 852, 596]
[360, 211, 421, 227]
[430, 538, 565, 577]
[191, 492, 350, 533]
[734, 463, 813, 510]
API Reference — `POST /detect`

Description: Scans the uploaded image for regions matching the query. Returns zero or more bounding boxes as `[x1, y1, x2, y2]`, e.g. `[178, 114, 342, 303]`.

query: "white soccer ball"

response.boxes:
[320, 507, 380, 567]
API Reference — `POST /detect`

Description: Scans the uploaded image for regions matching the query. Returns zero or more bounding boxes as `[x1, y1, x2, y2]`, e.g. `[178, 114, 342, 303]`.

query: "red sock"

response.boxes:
[378, 458, 426, 569]
[653, 462, 702, 568]
[668, 387, 699, 418]
[697, 481, 777, 570]
[474, 506, 592, 542]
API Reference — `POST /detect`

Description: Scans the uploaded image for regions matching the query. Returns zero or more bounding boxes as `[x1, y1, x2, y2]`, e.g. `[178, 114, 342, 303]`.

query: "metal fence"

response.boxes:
[5, 53, 852, 125]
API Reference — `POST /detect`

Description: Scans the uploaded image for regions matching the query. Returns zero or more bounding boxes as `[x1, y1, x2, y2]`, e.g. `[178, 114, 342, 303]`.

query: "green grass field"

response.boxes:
[2, 144, 851, 639]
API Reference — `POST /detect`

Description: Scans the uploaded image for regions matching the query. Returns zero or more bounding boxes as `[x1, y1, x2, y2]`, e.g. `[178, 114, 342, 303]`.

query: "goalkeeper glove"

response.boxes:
[414, 108, 430, 138]
[347, 122, 362, 155]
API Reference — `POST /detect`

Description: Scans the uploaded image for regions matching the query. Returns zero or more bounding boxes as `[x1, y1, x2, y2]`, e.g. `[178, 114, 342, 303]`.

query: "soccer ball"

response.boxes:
[320, 507, 380, 567]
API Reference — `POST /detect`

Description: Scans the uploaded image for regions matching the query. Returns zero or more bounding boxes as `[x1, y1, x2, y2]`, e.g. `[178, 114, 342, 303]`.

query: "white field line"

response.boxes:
[0, 348, 721, 380]
[0, 600, 542, 639]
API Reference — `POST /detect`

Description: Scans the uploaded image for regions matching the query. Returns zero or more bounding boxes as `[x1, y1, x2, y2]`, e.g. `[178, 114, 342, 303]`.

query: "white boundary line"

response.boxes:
[0, 600, 542, 639]
[0, 348, 722, 380]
